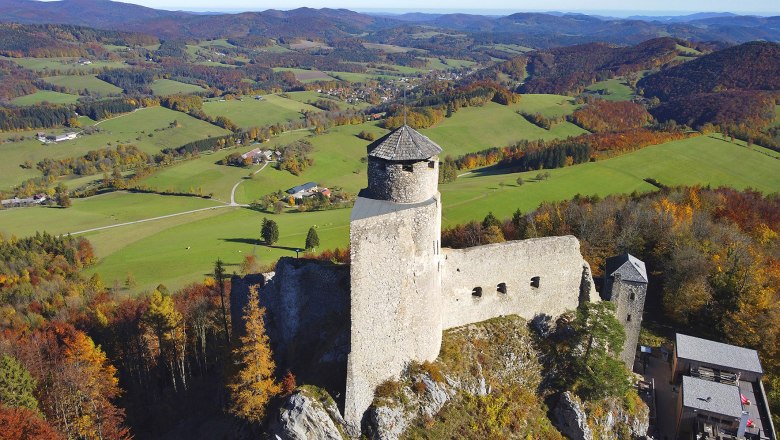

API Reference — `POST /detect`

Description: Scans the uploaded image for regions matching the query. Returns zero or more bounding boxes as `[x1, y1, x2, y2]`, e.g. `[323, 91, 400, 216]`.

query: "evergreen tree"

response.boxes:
[0, 354, 39, 412]
[261, 218, 279, 245]
[229, 286, 280, 422]
[305, 227, 320, 251]
[482, 211, 501, 230]
[214, 259, 231, 345]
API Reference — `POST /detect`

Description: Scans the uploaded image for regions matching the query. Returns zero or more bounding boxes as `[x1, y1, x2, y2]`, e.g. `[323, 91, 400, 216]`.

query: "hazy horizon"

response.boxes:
[34, 0, 780, 16]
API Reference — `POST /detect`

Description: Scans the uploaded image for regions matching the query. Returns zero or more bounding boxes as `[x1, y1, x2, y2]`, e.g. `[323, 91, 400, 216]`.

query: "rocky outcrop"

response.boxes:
[554, 392, 594, 440]
[553, 391, 650, 440]
[267, 388, 348, 440]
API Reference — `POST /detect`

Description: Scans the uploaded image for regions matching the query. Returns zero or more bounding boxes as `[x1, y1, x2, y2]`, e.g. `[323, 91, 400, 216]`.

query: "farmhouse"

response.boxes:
[673, 334, 776, 439]
[1, 194, 47, 208]
[240, 147, 262, 163]
[286, 182, 318, 199]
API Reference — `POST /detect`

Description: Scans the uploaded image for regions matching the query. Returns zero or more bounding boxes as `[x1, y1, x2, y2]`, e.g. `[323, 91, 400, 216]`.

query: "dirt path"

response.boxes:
[230, 161, 271, 205]
[68, 205, 239, 235]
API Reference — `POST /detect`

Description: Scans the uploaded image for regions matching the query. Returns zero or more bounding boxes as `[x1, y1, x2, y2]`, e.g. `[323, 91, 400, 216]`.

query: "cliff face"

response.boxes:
[231, 258, 351, 411]
[267, 315, 649, 440]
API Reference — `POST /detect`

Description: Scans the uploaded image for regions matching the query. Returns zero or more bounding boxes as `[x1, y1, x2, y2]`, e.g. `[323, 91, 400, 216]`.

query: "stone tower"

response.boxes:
[345, 125, 443, 428]
[603, 253, 648, 371]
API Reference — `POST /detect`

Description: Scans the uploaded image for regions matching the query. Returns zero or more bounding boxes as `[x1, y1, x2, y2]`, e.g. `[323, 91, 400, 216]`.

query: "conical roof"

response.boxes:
[367, 125, 443, 161]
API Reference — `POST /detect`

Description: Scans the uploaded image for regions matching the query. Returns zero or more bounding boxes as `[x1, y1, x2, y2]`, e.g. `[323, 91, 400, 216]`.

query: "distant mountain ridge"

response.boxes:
[0, 0, 778, 44]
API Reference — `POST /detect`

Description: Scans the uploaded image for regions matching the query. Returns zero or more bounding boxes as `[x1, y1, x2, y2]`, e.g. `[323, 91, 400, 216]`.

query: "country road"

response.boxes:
[230, 160, 271, 205]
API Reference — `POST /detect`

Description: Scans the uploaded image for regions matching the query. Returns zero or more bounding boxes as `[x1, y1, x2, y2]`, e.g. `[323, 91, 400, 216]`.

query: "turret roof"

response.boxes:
[367, 125, 443, 161]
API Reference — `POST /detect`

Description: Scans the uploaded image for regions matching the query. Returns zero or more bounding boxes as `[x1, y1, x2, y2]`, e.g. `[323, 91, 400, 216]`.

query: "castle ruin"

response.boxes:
[235, 125, 606, 433]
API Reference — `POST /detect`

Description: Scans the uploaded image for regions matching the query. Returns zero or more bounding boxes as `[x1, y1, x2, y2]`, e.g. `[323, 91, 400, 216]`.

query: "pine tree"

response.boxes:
[305, 227, 320, 251]
[214, 259, 231, 345]
[229, 286, 280, 422]
[0, 354, 39, 412]
[261, 218, 279, 245]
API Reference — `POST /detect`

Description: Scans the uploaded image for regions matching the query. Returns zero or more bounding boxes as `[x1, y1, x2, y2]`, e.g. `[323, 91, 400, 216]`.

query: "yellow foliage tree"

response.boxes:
[229, 286, 280, 422]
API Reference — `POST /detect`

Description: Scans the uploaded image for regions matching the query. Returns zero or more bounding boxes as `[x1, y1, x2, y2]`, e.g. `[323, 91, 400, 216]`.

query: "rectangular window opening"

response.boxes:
[428, 160, 435, 169]
[497, 282, 507, 294]
[403, 164, 414, 172]
[627, 314, 632, 322]
[530, 276, 540, 289]
[472, 287, 482, 297]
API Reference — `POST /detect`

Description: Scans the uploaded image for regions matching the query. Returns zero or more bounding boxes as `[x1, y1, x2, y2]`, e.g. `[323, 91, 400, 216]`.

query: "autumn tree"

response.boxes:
[0, 405, 64, 440]
[143, 288, 187, 392]
[261, 218, 279, 245]
[305, 227, 320, 251]
[0, 354, 38, 412]
[229, 286, 280, 422]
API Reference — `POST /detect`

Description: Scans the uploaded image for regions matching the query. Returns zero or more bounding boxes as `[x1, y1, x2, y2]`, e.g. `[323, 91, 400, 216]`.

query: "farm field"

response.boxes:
[43, 74, 122, 95]
[202, 94, 320, 128]
[584, 78, 635, 101]
[420, 98, 586, 156]
[0, 106, 230, 190]
[272, 67, 337, 83]
[150, 79, 207, 95]
[362, 43, 416, 53]
[284, 90, 372, 110]
[0, 56, 127, 72]
[10, 90, 80, 105]
[440, 134, 780, 224]
[0, 191, 221, 238]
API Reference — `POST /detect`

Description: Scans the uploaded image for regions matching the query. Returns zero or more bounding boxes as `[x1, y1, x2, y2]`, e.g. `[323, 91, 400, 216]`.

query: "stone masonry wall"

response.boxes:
[440, 236, 595, 330]
[605, 276, 647, 370]
[367, 156, 439, 204]
[345, 194, 442, 430]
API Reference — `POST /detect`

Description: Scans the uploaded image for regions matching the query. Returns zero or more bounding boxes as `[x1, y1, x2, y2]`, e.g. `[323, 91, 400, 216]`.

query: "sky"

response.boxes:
[81, 0, 780, 16]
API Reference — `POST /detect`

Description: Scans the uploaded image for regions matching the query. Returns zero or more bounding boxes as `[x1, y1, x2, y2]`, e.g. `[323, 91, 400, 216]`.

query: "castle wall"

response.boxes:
[605, 276, 647, 370]
[440, 236, 592, 329]
[345, 194, 442, 428]
[367, 156, 439, 203]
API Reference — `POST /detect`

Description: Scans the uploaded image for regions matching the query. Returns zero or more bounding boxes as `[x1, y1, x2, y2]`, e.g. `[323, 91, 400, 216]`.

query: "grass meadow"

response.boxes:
[11, 90, 81, 106]
[150, 79, 207, 96]
[202, 95, 320, 128]
[43, 75, 122, 95]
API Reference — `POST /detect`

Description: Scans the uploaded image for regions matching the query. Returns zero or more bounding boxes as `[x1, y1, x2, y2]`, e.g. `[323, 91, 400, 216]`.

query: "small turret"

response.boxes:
[365, 125, 442, 204]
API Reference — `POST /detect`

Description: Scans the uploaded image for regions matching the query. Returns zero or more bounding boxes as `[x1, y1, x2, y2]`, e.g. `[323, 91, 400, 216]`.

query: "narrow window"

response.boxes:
[630, 291, 635, 300]
[472, 287, 482, 297]
[403, 163, 413, 172]
[497, 283, 507, 294]
[428, 160, 435, 169]
[530, 276, 540, 288]
[627, 314, 632, 322]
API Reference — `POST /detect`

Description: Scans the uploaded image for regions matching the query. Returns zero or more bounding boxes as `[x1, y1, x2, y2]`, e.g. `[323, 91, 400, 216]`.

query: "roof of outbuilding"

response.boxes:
[286, 182, 318, 194]
[682, 376, 744, 418]
[676, 333, 763, 374]
[605, 252, 648, 283]
[367, 125, 443, 161]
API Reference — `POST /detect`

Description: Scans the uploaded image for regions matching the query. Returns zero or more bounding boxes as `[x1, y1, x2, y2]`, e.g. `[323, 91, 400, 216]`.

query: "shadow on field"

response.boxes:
[220, 238, 302, 253]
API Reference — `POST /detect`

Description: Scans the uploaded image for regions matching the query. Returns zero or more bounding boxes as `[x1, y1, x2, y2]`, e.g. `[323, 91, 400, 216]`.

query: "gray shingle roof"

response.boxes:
[367, 125, 443, 161]
[287, 182, 318, 194]
[676, 334, 763, 374]
[605, 253, 648, 283]
[682, 376, 744, 418]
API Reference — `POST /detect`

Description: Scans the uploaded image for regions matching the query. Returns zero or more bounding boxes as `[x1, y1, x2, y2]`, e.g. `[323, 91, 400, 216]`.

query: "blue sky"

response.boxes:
[105, 0, 779, 15]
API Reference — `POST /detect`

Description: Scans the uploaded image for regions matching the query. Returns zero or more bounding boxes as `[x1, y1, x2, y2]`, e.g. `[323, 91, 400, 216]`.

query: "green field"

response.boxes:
[0, 106, 230, 190]
[284, 90, 371, 110]
[202, 94, 321, 128]
[584, 78, 635, 101]
[11, 90, 80, 105]
[2, 125, 778, 294]
[1, 56, 127, 73]
[440, 135, 780, 224]
[420, 98, 586, 157]
[150, 79, 207, 96]
[362, 43, 416, 53]
[272, 67, 337, 83]
[43, 75, 122, 95]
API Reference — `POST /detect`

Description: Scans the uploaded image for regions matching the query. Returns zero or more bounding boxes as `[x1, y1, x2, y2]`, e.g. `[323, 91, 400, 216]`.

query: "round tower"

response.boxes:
[365, 125, 442, 204]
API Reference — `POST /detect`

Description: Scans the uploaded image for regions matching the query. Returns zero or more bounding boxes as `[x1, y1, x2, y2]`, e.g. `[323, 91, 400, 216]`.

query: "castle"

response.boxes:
[232, 124, 645, 433]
